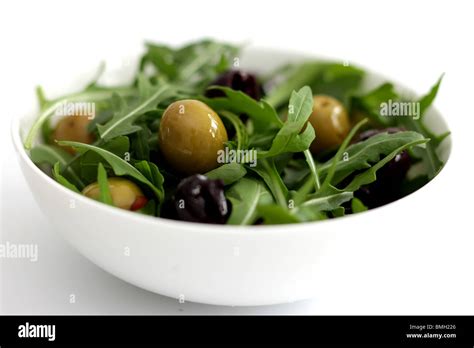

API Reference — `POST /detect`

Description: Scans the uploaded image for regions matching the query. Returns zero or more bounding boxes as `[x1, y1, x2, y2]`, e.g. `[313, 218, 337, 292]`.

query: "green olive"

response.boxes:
[159, 99, 228, 174]
[82, 178, 147, 211]
[308, 95, 350, 153]
[53, 115, 94, 154]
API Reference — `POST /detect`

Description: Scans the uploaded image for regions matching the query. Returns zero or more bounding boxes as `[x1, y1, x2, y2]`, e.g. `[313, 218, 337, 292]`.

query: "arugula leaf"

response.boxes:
[257, 204, 301, 224]
[351, 83, 399, 126]
[57, 141, 164, 203]
[52, 162, 80, 193]
[250, 158, 288, 207]
[97, 163, 113, 205]
[316, 118, 368, 196]
[318, 130, 427, 185]
[80, 136, 130, 183]
[264, 62, 322, 108]
[258, 86, 315, 158]
[134, 161, 164, 191]
[200, 87, 283, 131]
[344, 138, 429, 192]
[265, 62, 364, 109]
[97, 75, 175, 141]
[310, 63, 365, 105]
[226, 178, 273, 225]
[283, 158, 310, 189]
[304, 149, 320, 191]
[142, 40, 238, 90]
[141, 44, 178, 81]
[205, 162, 247, 185]
[399, 75, 447, 178]
[419, 74, 444, 117]
[299, 191, 353, 211]
[30, 144, 84, 188]
[130, 123, 152, 161]
[351, 198, 368, 213]
[25, 84, 136, 150]
[219, 111, 249, 150]
[137, 199, 157, 216]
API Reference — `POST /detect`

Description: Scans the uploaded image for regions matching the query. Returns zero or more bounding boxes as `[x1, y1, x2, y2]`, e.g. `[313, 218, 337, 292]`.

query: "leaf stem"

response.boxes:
[304, 149, 320, 191]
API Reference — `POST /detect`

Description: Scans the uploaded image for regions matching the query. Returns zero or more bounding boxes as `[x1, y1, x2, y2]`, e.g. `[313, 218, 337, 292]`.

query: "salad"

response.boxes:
[25, 39, 449, 225]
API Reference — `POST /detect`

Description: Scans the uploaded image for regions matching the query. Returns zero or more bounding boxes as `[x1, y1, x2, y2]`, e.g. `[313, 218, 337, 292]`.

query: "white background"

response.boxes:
[1, 0, 473, 314]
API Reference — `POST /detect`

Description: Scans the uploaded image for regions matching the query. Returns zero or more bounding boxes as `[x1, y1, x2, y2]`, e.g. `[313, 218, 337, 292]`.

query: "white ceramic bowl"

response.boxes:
[11, 47, 452, 306]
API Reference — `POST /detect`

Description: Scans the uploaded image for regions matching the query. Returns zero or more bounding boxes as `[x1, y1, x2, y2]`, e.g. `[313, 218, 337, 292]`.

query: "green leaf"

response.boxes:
[351, 83, 399, 126]
[226, 178, 273, 225]
[200, 87, 283, 131]
[97, 163, 113, 205]
[142, 40, 239, 90]
[80, 136, 130, 183]
[265, 62, 322, 108]
[30, 144, 83, 188]
[130, 123, 152, 161]
[97, 75, 175, 141]
[299, 191, 353, 211]
[317, 118, 368, 196]
[258, 86, 315, 158]
[399, 75, 447, 179]
[304, 149, 320, 191]
[176, 40, 238, 86]
[219, 110, 249, 151]
[250, 158, 289, 208]
[137, 199, 157, 216]
[24, 85, 136, 150]
[57, 141, 164, 203]
[344, 138, 429, 192]
[332, 206, 345, 217]
[318, 130, 427, 185]
[134, 160, 164, 191]
[141, 44, 178, 80]
[52, 162, 80, 193]
[310, 63, 365, 105]
[257, 204, 301, 224]
[351, 198, 368, 213]
[419, 74, 444, 118]
[265, 62, 364, 109]
[205, 162, 247, 185]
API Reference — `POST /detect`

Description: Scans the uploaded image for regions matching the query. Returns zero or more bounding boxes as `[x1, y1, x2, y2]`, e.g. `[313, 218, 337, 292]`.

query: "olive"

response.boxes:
[158, 99, 228, 174]
[308, 95, 350, 153]
[53, 115, 94, 154]
[353, 127, 411, 208]
[206, 70, 263, 100]
[82, 177, 148, 211]
[167, 174, 229, 224]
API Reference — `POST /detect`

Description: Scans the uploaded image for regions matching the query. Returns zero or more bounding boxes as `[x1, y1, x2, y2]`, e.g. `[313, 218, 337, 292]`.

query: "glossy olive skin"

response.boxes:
[206, 70, 264, 100]
[354, 127, 411, 209]
[159, 100, 228, 174]
[308, 95, 350, 153]
[166, 174, 229, 224]
[82, 177, 148, 211]
[53, 115, 94, 154]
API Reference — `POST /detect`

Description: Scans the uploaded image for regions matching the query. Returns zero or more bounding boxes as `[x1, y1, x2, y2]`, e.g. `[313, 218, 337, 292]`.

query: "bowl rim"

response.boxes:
[10, 46, 453, 235]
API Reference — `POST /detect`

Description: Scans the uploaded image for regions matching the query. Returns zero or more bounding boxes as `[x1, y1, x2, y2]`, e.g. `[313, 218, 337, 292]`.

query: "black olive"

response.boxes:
[169, 174, 229, 224]
[353, 127, 412, 209]
[206, 70, 264, 100]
